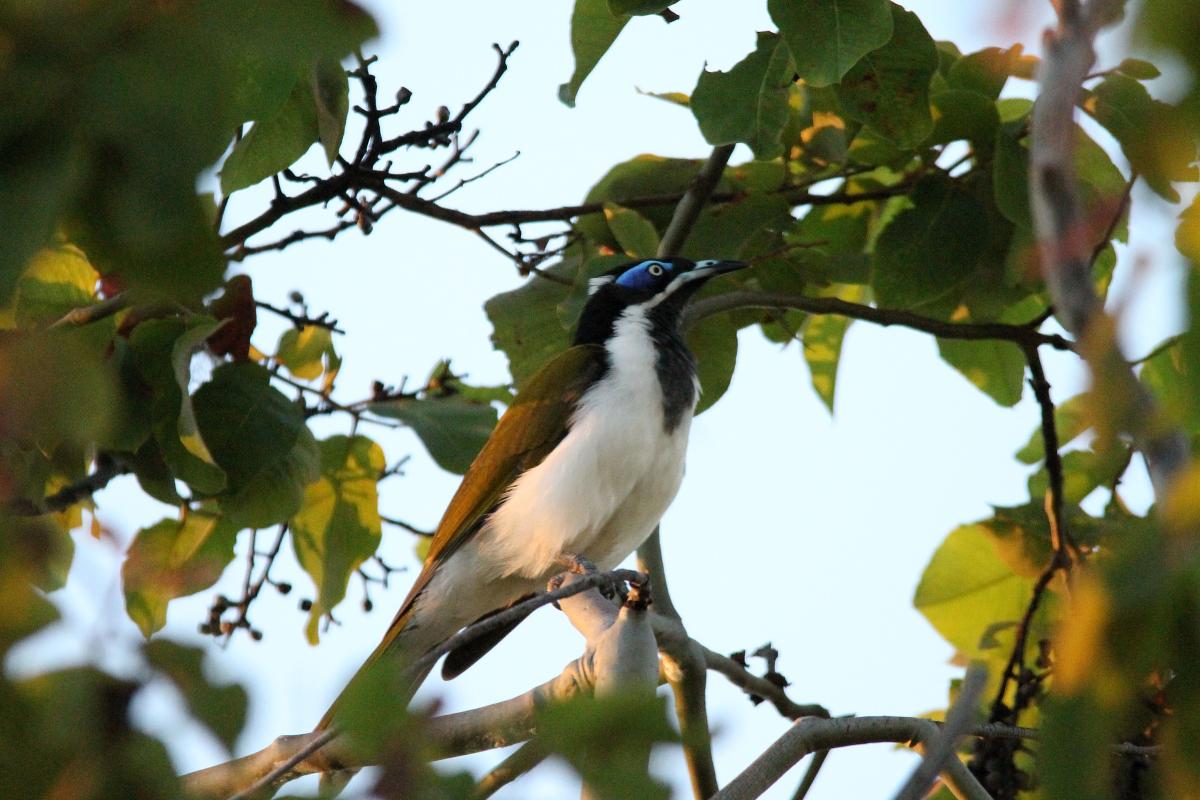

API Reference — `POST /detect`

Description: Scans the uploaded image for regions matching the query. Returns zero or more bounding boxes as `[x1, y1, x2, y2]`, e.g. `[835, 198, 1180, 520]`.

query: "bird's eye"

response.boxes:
[648, 263, 664, 277]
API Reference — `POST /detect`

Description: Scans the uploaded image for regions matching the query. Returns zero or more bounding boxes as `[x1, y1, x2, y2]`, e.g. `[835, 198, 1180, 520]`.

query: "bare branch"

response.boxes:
[473, 741, 547, 799]
[684, 290, 1074, 351]
[254, 299, 345, 334]
[893, 662, 988, 800]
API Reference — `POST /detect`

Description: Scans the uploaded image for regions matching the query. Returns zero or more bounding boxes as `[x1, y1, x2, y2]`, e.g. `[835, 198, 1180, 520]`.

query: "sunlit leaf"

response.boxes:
[12, 244, 98, 329]
[277, 325, 335, 381]
[769, 0, 893, 87]
[122, 511, 239, 637]
[290, 435, 384, 643]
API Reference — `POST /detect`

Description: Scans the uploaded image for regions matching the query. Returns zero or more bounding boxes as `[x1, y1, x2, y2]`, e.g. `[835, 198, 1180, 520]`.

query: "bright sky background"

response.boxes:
[9, 1, 1191, 798]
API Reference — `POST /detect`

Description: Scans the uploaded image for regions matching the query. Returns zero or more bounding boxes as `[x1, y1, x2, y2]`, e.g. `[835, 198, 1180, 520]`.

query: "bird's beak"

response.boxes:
[685, 259, 748, 281]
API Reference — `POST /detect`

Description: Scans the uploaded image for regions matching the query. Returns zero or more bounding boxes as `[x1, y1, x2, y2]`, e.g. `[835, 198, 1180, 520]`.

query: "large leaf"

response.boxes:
[276, 325, 335, 381]
[559, 0, 629, 107]
[122, 511, 239, 638]
[193, 362, 317, 527]
[769, 0, 893, 87]
[872, 175, 987, 309]
[145, 640, 248, 751]
[914, 523, 1057, 661]
[220, 78, 319, 194]
[691, 32, 794, 159]
[577, 155, 715, 244]
[687, 313, 738, 414]
[937, 339, 1026, 407]
[369, 397, 498, 475]
[290, 435, 384, 643]
[1082, 74, 1197, 202]
[834, 3, 938, 148]
[603, 204, 659, 258]
[12, 245, 98, 329]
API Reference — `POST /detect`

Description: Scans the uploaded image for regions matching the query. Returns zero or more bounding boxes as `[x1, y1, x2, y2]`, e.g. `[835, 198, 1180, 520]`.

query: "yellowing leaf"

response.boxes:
[277, 325, 334, 381]
[14, 244, 98, 328]
[122, 511, 238, 637]
[290, 435, 385, 643]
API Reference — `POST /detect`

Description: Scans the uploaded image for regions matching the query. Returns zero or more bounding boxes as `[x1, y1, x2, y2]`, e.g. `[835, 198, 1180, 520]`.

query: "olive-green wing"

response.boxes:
[378, 344, 607, 653]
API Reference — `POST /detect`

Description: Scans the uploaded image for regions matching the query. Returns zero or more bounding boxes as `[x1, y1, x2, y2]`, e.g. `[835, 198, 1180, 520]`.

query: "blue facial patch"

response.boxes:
[615, 259, 670, 290]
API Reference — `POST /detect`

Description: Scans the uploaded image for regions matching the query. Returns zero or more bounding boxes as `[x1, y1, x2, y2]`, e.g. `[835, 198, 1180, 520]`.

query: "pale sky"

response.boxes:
[10, 2, 1190, 798]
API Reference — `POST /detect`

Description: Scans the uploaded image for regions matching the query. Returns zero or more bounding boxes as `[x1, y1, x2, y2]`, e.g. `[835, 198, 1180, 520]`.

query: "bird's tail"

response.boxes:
[314, 605, 430, 732]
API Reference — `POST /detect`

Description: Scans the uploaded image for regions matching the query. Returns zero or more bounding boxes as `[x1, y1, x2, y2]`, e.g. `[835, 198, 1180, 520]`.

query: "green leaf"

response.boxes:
[12, 245, 99, 329]
[290, 435, 384, 643]
[834, 3, 938, 148]
[122, 511, 238, 637]
[0, 517, 62, 654]
[1114, 57, 1160, 80]
[927, 89, 999, 147]
[937, 339, 1025, 407]
[691, 32, 794, 159]
[769, 0, 893, 87]
[947, 46, 1033, 100]
[681, 192, 793, 261]
[486, 259, 576, 387]
[603, 203, 660, 258]
[687, 314, 738, 414]
[276, 325, 335, 381]
[872, 175, 987, 309]
[0, 136, 82, 304]
[310, 58, 349, 165]
[0, 331, 117, 448]
[1016, 393, 1092, 463]
[369, 397, 498, 475]
[559, 0, 630, 107]
[804, 284, 865, 412]
[129, 319, 226, 494]
[220, 78, 319, 194]
[1027, 445, 1130, 505]
[145, 639, 248, 750]
[193, 362, 317, 527]
[914, 523, 1057, 661]
[577, 155, 717, 244]
[1082, 74, 1198, 201]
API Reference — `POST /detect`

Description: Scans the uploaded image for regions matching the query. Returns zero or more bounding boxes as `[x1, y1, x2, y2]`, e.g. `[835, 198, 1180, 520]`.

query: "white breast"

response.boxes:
[476, 306, 695, 580]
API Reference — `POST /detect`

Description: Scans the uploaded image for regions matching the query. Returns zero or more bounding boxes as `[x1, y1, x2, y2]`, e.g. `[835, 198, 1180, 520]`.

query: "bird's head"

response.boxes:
[573, 257, 746, 346]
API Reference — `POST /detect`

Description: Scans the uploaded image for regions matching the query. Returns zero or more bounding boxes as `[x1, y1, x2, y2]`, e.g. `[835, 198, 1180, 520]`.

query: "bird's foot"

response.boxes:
[554, 552, 597, 574]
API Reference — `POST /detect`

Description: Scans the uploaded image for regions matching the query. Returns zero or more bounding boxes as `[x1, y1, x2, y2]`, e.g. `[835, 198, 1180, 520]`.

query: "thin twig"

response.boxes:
[472, 741, 547, 798]
[893, 662, 988, 800]
[255, 300, 345, 334]
[47, 293, 132, 329]
[789, 749, 830, 800]
[225, 729, 338, 800]
[9, 453, 129, 515]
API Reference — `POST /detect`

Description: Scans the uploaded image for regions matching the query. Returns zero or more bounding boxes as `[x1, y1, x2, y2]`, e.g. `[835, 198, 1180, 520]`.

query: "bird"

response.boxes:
[317, 256, 746, 732]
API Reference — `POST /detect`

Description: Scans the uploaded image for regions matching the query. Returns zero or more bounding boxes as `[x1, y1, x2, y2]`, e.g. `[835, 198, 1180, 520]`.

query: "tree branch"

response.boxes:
[8, 452, 129, 516]
[893, 662, 988, 800]
[1029, 0, 1190, 499]
[684, 290, 1074, 350]
[47, 292, 132, 329]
